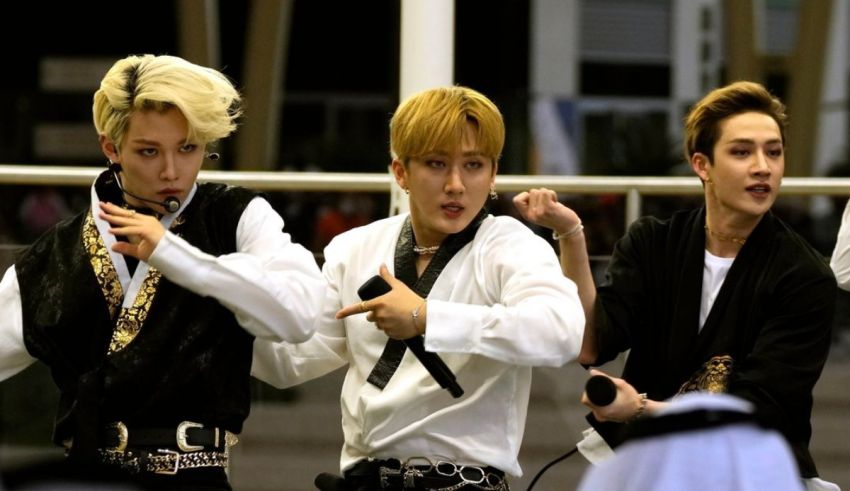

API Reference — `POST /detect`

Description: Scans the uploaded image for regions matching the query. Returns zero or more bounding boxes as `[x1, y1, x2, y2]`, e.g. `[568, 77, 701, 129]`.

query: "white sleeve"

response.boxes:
[830, 198, 850, 290]
[252, 248, 350, 388]
[251, 329, 348, 389]
[0, 266, 37, 381]
[424, 223, 585, 367]
[148, 197, 325, 343]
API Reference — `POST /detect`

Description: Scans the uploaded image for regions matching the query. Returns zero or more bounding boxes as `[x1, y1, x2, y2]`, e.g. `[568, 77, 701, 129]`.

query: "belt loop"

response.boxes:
[155, 449, 180, 475]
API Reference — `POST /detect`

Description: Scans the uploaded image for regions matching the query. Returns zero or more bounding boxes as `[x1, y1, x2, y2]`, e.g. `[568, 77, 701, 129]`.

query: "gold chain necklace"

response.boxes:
[704, 225, 747, 245]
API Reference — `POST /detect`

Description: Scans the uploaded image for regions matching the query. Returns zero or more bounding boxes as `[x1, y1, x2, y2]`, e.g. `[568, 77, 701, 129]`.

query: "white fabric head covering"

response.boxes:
[577, 392, 805, 491]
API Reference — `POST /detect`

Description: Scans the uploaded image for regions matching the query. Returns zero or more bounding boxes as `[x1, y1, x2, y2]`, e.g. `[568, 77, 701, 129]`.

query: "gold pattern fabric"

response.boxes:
[677, 354, 734, 394]
[108, 269, 162, 354]
[82, 209, 165, 355]
[83, 212, 123, 319]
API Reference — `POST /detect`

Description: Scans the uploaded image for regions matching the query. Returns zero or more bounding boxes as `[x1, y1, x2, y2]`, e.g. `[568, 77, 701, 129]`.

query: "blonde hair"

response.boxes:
[92, 54, 241, 147]
[390, 86, 504, 164]
[684, 81, 787, 162]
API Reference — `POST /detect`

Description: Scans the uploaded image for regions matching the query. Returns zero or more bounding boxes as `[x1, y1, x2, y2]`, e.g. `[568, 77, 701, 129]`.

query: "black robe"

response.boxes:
[16, 173, 258, 453]
[592, 207, 836, 478]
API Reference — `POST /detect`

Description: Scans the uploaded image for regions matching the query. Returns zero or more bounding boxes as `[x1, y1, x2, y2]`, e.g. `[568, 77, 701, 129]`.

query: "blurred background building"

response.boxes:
[0, 1, 849, 489]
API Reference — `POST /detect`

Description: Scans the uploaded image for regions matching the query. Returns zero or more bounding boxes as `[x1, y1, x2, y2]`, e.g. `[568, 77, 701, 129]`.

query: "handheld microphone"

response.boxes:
[358, 275, 464, 398]
[585, 374, 617, 406]
[314, 473, 347, 491]
[109, 162, 181, 213]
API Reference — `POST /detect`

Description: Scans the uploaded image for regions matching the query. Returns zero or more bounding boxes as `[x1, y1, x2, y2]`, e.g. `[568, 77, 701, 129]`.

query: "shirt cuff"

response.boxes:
[576, 427, 615, 465]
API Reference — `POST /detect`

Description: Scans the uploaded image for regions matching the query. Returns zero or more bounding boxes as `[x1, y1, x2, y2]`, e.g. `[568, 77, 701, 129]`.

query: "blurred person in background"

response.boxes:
[313, 192, 374, 251]
[577, 392, 805, 491]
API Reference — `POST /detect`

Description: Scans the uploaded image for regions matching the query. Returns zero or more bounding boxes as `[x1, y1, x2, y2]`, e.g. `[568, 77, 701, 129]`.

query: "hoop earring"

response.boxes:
[489, 184, 498, 200]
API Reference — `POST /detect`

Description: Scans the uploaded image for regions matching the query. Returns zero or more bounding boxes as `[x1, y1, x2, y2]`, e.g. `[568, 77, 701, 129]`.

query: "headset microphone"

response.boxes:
[109, 162, 182, 213]
[206, 152, 220, 161]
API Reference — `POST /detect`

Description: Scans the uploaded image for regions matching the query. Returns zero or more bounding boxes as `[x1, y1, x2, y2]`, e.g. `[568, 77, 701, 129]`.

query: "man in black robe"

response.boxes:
[514, 81, 837, 488]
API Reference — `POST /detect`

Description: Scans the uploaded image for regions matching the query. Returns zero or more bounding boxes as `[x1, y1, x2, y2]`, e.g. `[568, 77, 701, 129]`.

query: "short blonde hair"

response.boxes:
[684, 81, 787, 162]
[93, 54, 241, 147]
[390, 86, 504, 164]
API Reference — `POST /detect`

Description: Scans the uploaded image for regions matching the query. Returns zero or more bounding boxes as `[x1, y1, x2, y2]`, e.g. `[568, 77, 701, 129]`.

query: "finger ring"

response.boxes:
[360, 301, 368, 313]
[129, 210, 136, 216]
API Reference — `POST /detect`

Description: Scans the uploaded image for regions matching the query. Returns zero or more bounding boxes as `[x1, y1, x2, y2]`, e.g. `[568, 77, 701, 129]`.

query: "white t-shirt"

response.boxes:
[699, 250, 735, 331]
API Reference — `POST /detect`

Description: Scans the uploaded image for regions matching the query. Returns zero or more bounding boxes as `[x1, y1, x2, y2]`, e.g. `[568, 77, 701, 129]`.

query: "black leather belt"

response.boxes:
[345, 459, 508, 490]
[99, 421, 237, 453]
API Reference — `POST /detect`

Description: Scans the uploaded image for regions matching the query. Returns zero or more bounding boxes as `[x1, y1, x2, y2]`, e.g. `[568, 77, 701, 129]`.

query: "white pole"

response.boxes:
[399, 0, 455, 99]
[390, 0, 455, 216]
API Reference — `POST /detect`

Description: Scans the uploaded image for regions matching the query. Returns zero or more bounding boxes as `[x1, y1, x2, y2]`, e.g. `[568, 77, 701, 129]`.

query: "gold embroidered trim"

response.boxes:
[108, 269, 162, 354]
[677, 354, 734, 394]
[82, 210, 164, 355]
[83, 212, 122, 319]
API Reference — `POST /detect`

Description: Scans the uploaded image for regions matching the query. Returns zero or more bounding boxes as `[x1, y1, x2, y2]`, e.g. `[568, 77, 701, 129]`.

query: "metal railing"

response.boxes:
[3, 164, 850, 226]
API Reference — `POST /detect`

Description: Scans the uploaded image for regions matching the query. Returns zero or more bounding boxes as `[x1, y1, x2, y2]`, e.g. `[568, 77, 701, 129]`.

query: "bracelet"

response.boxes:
[411, 301, 426, 334]
[630, 393, 648, 422]
[552, 222, 584, 241]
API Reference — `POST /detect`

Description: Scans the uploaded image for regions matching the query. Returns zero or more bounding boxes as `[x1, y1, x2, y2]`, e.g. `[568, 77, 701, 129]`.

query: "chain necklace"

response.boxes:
[704, 225, 747, 245]
[412, 244, 440, 255]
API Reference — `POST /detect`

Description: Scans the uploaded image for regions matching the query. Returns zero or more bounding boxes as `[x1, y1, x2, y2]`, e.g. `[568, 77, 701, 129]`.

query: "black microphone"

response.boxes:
[314, 473, 347, 491]
[585, 374, 617, 406]
[109, 163, 181, 213]
[206, 152, 220, 161]
[358, 275, 464, 398]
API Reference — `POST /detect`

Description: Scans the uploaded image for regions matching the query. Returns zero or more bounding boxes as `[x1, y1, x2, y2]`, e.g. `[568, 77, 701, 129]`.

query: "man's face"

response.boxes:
[693, 111, 784, 223]
[392, 122, 496, 247]
[102, 107, 204, 214]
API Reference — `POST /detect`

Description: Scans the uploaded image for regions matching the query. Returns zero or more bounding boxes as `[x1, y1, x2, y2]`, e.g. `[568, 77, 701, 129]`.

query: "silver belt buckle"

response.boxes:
[107, 422, 128, 452]
[176, 421, 204, 452]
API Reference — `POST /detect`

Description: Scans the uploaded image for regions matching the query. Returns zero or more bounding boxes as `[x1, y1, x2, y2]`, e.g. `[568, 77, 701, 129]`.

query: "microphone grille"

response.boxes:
[163, 197, 181, 213]
[586, 375, 617, 406]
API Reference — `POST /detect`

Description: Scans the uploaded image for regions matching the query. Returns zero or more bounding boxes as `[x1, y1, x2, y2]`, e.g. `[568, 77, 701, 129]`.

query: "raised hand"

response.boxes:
[99, 201, 166, 261]
[336, 264, 426, 340]
[513, 187, 581, 236]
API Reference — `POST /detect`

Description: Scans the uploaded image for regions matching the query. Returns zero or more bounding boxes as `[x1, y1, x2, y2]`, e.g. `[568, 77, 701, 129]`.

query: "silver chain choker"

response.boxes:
[412, 244, 440, 255]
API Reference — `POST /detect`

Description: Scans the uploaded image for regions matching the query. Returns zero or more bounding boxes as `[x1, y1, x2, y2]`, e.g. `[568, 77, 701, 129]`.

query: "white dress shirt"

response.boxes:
[0, 181, 325, 382]
[830, 198, 850, 290]
[252, 212, 585, 477]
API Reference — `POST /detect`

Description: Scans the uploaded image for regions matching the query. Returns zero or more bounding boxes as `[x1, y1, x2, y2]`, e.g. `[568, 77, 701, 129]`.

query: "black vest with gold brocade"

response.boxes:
[17, 179, 258, 446]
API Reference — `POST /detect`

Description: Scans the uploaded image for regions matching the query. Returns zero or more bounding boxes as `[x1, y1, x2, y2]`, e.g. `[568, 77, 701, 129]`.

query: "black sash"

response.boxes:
[366, 209, 487, 389]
